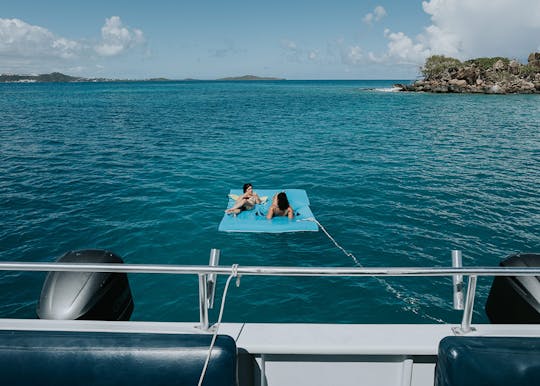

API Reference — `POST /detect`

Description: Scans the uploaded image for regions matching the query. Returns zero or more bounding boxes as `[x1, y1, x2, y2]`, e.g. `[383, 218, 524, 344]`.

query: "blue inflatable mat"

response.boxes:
[218, 189, 318, 233]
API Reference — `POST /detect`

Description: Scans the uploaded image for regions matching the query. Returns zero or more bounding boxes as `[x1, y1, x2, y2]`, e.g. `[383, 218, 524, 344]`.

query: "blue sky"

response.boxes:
[1, 1, 539, 79]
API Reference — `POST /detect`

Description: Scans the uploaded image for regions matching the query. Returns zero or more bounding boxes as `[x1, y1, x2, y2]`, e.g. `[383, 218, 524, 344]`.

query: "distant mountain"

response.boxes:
[216, 75, 285, 81]
[0, 72, 173, 83]
[0, 71, 286, 83]
[146, 78, 171, 82]
[0, 72, 84, 83]
[36, 72, 83, 82]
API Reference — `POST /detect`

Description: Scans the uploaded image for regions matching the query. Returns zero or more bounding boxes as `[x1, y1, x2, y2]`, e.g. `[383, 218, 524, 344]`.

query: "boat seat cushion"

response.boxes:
[0, 330, 237, 386]
[435, 336, 540, 386]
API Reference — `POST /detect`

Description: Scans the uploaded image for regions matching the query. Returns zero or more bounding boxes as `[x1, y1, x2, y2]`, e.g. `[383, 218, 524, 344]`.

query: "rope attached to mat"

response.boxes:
[300, 217, 444, 323]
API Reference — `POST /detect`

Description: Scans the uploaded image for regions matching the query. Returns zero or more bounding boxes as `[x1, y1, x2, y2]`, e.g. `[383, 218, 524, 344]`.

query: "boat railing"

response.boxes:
[0, 249, 539, 334]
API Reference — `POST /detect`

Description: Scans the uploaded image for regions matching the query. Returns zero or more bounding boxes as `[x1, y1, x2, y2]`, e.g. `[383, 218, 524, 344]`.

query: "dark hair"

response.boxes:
[243, 183, 252, 193]
[277, 192, 290, 211]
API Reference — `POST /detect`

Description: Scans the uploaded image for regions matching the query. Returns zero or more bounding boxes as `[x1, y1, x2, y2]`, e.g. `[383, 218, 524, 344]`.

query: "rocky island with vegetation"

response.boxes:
[396, 52, 540, 94]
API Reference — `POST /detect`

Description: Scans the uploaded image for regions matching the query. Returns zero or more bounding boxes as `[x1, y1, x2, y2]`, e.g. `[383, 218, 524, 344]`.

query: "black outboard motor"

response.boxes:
[485, 253, 540, 324]
[37, 250, 134, 321]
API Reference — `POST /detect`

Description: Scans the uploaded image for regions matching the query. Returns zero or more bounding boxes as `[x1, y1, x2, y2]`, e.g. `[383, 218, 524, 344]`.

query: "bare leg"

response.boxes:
[225, 198, 248, 214]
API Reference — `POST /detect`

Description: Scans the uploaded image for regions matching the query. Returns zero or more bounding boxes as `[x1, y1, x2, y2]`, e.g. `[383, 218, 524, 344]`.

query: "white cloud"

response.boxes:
[343, 46, 363, 65]
[363, 6, 387, 25]
[362, 14, 374, 25]
[95, 16, 144, 56]
[281, 39, 301, 62]
[0, 17, 146, 75]
[308, 50, 319, 61]
[423, 0, 540, 59]
[384, 29, 431, 64]
[374, 6, 387, 20]
[284, 40, 297, 50]
[282, 39, 321, 63]
[0, 18, 80, 59]
[379, 0, 540, 67]
[368, 52, 383, 63]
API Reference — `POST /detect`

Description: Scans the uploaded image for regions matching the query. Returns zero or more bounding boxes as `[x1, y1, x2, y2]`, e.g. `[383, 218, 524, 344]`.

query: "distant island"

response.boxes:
[216, 75, 285, 81]
[0, 72, 87, 83]
[0, 72, 285, 83]
[396, 52, 540, 94]
[0, 72, 153, 83]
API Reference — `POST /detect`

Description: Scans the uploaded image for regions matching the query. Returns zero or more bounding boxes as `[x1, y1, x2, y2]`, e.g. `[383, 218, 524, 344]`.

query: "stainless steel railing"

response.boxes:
[1, 261, 538, 276]
[0, 249, 539, 332]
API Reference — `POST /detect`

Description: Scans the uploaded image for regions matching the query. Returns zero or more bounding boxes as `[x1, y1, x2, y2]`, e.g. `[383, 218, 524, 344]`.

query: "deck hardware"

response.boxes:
[198, 274, 209, 330]
[207, 249, 220, 309]
[452, 250, 464, 310]
[454, 275, 477, 335]
[400, 358, 413, 386]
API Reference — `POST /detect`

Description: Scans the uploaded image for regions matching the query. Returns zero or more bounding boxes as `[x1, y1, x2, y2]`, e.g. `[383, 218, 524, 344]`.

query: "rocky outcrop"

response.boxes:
[396, 52, 540, 94]
[528, 52, 540, 68]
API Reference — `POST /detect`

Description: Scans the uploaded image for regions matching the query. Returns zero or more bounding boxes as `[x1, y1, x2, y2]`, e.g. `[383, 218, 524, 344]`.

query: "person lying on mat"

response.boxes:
[225, 183, 262, 215]
[266, 192, 294, 219]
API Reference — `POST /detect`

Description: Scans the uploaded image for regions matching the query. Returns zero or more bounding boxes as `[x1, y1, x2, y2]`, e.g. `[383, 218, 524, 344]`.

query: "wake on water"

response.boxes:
[373, 87, 402, 92]
[305, 217, 445, 323]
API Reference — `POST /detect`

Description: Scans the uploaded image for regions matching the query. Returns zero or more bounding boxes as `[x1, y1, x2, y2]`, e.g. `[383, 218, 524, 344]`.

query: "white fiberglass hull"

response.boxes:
[1, 319, 539, 386]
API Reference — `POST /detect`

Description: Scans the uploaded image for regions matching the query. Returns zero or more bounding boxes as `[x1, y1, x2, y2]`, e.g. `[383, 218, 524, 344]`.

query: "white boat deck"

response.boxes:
[2, 319, 539, 386]
[1, 257, 540, 385]
[3, 319, 540, 354]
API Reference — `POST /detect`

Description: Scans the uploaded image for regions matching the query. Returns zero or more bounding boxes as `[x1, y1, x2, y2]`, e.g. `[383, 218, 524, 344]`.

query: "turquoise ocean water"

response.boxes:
[0, 80, 539, 324]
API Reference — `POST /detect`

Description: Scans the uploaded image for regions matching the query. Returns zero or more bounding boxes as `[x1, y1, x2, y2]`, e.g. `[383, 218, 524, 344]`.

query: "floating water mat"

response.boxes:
[218, 189, 318, 233]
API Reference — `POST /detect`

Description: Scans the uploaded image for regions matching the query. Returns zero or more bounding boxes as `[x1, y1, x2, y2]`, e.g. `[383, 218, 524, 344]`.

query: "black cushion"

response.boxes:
[435, 336, 540, 386]
[0, 330, 236, 386]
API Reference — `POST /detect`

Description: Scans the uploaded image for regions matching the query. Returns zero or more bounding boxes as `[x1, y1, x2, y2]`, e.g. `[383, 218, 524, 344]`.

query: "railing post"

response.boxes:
[207, 249, 220, 309]
[198, 274, 209, 330]
[454, 275, 477, 335]
[400, 358, 413, 386]
[452, 250, 464, 310]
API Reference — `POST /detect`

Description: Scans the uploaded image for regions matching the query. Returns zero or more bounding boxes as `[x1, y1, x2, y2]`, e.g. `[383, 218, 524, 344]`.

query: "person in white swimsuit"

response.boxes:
[225, 183, 262, 215]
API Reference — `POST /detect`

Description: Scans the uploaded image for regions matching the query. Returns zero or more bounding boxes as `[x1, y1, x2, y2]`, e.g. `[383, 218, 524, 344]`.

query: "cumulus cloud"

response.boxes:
[94, 16, 144, 56]
[281, 39, 300, 61]
[340, 0, 540, 75]
[308, 50, 319, 61]
[383, 29, 431, 64]
[423, 0, 540, 58]
[343, 45, 363, 65]
[379, 0, 540, 67]
[281, 39, 320, 62]
[0, 18, 80, 59]
[0, 16, 145, 75]
[363, 6, 387, 25]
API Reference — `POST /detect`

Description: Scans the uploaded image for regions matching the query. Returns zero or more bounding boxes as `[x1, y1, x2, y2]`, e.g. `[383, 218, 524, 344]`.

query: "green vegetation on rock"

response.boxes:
[463, 57, 509, 71]
[399, 51, 540, 94]
[421, 55, 462, 80]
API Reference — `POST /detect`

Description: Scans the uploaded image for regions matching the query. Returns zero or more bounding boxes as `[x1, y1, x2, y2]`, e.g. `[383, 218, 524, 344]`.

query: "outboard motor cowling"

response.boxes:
[37, 250, 134, 321]
[485, 253, 540, 324]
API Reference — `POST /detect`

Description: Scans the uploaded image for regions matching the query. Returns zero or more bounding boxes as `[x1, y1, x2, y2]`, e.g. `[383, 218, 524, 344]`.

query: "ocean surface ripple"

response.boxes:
[0, 80, 539, 323]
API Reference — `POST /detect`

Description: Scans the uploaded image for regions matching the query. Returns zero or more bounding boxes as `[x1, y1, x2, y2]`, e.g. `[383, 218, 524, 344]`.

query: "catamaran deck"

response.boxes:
[1, 253, 539, 386]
